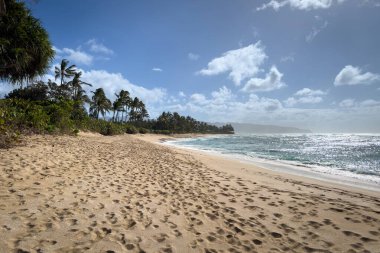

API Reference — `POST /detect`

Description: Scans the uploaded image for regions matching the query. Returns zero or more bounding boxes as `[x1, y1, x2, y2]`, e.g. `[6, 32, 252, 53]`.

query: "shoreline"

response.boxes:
[134, 133, 380, 196]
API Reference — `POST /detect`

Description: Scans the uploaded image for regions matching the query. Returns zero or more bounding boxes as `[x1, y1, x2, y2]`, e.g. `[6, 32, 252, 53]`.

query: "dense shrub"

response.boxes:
[6, 83, 49, 101]
[100, 122, 125, 136]
[138, 128, 149, 134]
[125, 125, 138, 134]
[0, 102, 20, 148]
[46, 102, 74, 133]
[25, 104, 49, 132]
[153, 129, 171, 135]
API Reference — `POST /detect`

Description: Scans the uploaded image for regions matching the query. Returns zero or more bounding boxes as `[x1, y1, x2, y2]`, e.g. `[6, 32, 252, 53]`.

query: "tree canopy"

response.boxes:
[0, 0, 54, 85]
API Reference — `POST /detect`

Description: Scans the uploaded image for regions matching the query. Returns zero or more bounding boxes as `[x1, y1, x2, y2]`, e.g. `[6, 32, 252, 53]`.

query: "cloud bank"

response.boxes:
[257, 0, 346, 11]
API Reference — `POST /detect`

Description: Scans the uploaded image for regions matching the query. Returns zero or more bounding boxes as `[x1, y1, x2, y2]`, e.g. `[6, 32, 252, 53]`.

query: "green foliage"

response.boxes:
[100, 122, 125, 136]
[72, 128, 79, 136]
[0, 0, 54, 84]
[153, 129, 171, 135]
[6, 81, 48, 101]
[138, 128, 149, 134]
[125, 125, 138, 134]
[0, 100, 20, 148]
[0, 56, 234, 148]
[25, 104, 49, 132]
[46, 101, 74, 133]
[55, 59, 76, 85]
[149, 111, 234, 134]
[90, 88, 111, 119]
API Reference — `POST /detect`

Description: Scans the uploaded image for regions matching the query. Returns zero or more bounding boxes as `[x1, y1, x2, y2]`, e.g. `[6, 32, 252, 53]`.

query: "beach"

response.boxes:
[0, 133, 379, 253]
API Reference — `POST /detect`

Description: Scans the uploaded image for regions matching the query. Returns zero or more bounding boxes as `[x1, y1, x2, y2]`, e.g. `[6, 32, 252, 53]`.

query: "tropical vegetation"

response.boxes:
[0, 0, 54, 85]
[0, 1, 233, 148]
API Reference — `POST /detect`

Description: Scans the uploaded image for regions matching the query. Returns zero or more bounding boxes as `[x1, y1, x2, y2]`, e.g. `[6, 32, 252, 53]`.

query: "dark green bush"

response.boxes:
[72, 128, 79, 136]
[153, 129, 171, 135]
[100, 122, 125, 136]
[25, 104, 49, 132]
[6, 83, 49, 101]
[138, 128, 148, 134]
[46, 101, 74, 133]
[125, 125, 138, 134]
[0, 102, 20, 148]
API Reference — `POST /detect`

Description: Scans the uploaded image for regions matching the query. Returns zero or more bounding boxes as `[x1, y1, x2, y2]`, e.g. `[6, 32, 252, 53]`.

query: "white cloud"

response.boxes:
[52, 46, 63, 55]
[211, 86, 234, 104]
[257, 0, 346, 11]
[183, 87, 282, 122]
[339, 98, 380, 108]
[247, 94, 283, 111]
[294, 88, 326, 96]
[178, 91, 186, 97]
[53, 39, 115, 66]
[241, 66, 285, 92]
[198, 42, 267, 86]
[360, 99, 380, 107]
[306, 21, 328, 42]
[61, 48, 93, 65]
[190, 93, 208, 105]
[172, 88, 284, 123]
[152, 68, 163, 72]
[280, 55, 295, 62]
[285, 88, 326, 106]
[86, 39, 114, 55]
[79, 69, 167, 106]
[188, 53, 200, 61]
[339, 98, 355, 108]
[334, 65, 380, 86]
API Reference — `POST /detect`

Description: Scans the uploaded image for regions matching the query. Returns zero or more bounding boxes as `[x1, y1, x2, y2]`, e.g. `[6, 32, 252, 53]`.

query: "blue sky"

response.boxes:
[3, 0, 380, 132]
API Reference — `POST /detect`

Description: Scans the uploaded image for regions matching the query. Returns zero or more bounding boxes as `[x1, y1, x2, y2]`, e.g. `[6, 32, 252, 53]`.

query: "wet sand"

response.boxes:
[0, 133, 379, 253]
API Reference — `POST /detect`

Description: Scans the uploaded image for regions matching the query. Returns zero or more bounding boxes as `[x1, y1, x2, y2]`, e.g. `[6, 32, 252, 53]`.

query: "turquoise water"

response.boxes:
[168, 134, 380, 184]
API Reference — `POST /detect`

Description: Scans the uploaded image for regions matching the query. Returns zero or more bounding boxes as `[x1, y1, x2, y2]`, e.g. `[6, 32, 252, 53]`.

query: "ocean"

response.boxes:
[165, 134, 380, 189]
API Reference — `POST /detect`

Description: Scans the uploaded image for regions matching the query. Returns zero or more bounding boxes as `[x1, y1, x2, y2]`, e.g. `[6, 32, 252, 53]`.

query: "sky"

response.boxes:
[2, 0, 380, 132]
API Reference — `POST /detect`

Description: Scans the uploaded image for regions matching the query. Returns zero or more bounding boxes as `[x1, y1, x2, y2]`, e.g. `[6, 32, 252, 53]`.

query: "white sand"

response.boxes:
[0, 133, 379, 253]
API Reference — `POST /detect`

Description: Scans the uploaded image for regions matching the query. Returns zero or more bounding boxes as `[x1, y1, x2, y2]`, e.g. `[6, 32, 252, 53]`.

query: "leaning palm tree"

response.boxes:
[67, 71, 92, 99]
[89, 88, 111, 119]
[73, 87, 90, 104]
[117, 90, 131, 122]
[129, 97, 141, 122]
[55, 59, 76, 85]
[112, 99, 122, 122]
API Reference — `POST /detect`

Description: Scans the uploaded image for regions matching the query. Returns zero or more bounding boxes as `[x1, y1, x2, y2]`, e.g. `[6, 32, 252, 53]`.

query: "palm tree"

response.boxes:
[112, 99, 122, 122]
[55, 59, 76, 85]
[140, 106, 149, 121]
[89, 88, 111, 119]
[114, 90, 131, 122]
[67, 71, 92, 99]
[129, 97, 139, 122]
[0, 0, 54, 85]
[73, 87, 90, 104]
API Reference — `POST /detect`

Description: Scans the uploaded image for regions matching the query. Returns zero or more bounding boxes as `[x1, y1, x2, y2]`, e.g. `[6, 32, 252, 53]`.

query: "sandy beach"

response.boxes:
[0, 133, 379, 253]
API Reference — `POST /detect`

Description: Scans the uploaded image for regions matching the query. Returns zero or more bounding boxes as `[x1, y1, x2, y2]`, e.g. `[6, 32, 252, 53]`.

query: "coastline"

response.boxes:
[135, 134, 380, 195]
[0, 133, 379, 252]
